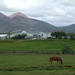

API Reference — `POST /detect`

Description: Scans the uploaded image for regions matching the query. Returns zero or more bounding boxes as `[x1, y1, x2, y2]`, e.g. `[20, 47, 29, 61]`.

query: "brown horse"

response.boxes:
[50, 57, 63, 64]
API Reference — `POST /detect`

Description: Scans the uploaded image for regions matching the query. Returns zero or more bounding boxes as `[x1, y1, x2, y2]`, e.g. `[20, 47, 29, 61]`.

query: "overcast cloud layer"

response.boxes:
[0, 0, 75, 27]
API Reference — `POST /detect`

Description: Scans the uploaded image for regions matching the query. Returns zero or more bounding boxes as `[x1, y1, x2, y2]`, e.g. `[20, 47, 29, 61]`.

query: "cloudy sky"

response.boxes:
[0, 0, 75, 27]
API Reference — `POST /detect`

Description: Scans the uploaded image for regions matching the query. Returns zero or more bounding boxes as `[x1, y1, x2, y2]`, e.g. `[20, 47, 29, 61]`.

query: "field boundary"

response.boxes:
[0, 65, 74, 71]
[0, 51, 62, 54]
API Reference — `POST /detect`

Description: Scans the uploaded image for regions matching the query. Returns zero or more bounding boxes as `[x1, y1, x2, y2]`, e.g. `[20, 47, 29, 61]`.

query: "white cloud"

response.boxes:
[0, 0, 75, 26]
[4, 0, 26, 9]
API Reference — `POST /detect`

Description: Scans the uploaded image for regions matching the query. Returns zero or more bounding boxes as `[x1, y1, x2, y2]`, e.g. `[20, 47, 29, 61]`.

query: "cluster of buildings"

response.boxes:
[0, 31, 52, 40]
[0, 34, 8, 40]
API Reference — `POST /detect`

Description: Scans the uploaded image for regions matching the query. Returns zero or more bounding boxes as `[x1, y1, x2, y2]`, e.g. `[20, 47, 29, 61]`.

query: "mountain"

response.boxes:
[9, 12, 28, 18]
[0, 13, 16, 32]
[57, 24, 75, 33]
[0, 12, 75, 33]
[0, 12, 56, 33]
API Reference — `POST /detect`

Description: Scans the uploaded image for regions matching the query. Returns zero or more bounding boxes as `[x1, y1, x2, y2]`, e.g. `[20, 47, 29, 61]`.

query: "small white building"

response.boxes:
[0, 34, 8, 40]
[10, 31, 53, 40]
[27, 33, 33, 37]
[47, 33, 52, 38]
[20, 31, 27, 34]
[38, 32, 48, 39]
[10, 31, 27, 38]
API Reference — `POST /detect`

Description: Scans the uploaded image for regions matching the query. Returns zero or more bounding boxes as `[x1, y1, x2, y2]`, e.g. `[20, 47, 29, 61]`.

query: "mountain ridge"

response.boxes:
[0, 12, 75, 33]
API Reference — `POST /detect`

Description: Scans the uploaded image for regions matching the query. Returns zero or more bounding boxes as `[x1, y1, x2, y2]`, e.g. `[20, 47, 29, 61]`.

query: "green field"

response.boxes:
[0, 54, 75, 75]
[0, 39, 75, 75]
[0, 39, 75, 52]
[0, 70, 75, 75]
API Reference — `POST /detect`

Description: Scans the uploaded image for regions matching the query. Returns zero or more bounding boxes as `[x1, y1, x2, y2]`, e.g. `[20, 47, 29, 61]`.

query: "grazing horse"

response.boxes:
[50, 57, 63, 64]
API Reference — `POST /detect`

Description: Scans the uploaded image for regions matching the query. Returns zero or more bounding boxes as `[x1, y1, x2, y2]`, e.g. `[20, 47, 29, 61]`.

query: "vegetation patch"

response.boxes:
[0, 39, 75, 54]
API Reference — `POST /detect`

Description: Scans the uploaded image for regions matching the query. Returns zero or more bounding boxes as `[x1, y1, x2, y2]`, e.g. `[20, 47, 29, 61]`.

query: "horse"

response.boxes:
[50, 57, 63, 64]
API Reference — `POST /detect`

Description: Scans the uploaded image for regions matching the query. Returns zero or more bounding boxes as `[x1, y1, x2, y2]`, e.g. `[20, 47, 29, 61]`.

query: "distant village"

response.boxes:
[0, 31, 52, 40]
[0, 30, 75, 40]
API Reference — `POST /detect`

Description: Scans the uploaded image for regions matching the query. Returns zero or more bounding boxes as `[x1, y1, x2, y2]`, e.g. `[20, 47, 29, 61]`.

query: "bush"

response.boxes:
[61, 45, 74, 54]
[11, 34, 27, 40]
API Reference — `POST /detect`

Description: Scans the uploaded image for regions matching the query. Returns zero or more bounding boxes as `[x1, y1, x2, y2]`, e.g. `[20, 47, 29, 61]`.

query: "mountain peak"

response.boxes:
[9, 12, 28, 18]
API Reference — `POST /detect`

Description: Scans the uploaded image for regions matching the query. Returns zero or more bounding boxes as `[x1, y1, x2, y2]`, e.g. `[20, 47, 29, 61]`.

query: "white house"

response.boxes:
[38, 32, 48, 39]
[47, 33, 52, 38]
[0, 34, 8, 40]
[9, 31, 53, 40]
[20, 31, 27, 34]
[27, 33, 33, 37]
[10, 30, 27, 38]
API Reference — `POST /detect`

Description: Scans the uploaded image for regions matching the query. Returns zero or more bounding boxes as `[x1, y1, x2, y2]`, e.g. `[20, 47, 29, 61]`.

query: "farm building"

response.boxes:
[10, 31, 27, 38]
[0, 34, 8, 40]
[10, 30, 53, 40]
[47, 33, 52, 38]
[38, 32, 47, 39]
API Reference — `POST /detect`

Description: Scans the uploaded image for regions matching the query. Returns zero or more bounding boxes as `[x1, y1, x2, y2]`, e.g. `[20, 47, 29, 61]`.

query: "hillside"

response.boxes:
[0, 12, 56, 33]
[0, 12, 75, 33]
[58, 24, 75, 33]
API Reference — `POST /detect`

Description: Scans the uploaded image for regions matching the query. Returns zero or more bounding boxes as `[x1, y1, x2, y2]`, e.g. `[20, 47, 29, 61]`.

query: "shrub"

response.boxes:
[61, 45, 74, 54]
[11, 34, 27, 40]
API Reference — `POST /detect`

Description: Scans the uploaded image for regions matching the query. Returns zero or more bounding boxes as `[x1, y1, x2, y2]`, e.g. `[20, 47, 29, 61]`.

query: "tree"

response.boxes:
[11, 34, 27, 40]
[70, 33, 75, 40]
[51, 32, 67, 39]
[51, 32, 55, 38]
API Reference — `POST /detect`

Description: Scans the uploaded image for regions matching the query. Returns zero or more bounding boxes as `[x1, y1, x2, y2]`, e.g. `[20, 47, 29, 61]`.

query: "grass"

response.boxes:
[0, 70, 75, 75]
[0, 39, 75, 52]
[0, 39, 75, 75]
[0, 54, 75, 75]
[0, 54, 75, 69]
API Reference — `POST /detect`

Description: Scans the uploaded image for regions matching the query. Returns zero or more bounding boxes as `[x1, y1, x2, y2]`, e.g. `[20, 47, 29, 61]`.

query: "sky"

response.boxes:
[0, 0, 75, 27]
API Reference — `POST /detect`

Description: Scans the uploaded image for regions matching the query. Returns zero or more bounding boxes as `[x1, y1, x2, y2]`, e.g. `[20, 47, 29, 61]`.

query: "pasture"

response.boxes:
[0, 54, 75, 75]
[0, 39, 75, 52]
[0, 39, 75, 75]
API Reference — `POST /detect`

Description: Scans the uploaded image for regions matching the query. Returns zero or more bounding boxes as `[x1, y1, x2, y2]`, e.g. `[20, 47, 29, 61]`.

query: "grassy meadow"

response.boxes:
[0, 39, 75, 75]
[0, 54, 75, 75]
[0, 70, 75, 75]
[0, 39, 75, 52]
